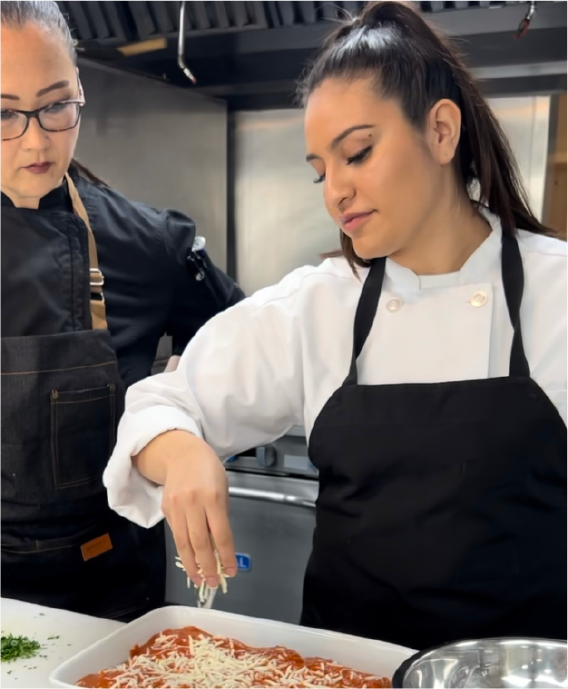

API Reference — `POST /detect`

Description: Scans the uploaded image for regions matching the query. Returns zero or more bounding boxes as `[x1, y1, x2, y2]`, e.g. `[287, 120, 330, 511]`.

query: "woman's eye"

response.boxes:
[45, 102, 68, 114]
[1, 110, 17, 121]
[313, 174, 326, 185]
[347, 146, 372, 165]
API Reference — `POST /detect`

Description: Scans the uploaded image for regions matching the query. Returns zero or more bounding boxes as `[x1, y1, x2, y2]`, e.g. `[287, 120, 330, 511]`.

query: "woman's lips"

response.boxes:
[24, 162, 53, 174]
[341, 211, 374, 235]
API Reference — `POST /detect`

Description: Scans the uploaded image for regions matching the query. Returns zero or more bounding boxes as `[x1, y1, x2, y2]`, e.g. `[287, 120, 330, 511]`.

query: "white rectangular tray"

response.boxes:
[49, 605, 414, 687]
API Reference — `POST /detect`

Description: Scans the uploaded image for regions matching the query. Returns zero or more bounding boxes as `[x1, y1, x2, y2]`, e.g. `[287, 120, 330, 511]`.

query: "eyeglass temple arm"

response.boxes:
[77, 75, 86, 105]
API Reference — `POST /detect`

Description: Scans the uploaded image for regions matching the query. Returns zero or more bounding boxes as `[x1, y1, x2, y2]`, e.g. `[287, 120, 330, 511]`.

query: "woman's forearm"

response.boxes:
[133, 429, 205, 485]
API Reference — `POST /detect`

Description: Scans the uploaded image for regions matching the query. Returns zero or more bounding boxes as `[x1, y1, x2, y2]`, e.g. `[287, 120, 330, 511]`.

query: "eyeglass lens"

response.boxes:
[1, 102, 81, 140]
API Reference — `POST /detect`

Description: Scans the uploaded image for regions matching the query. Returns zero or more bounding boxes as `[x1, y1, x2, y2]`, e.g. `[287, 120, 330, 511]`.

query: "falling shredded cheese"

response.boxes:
[76, 626, 391, 688]
[175, 551, 228, 605]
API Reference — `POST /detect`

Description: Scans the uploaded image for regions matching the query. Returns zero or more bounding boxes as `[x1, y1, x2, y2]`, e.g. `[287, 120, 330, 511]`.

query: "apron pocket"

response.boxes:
[50, 384, 117, 489]
[1, 517, 163, 620]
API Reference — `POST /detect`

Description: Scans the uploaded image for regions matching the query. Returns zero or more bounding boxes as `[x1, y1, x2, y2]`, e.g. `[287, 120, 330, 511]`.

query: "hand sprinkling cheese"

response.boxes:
[175, 550, 228, 605]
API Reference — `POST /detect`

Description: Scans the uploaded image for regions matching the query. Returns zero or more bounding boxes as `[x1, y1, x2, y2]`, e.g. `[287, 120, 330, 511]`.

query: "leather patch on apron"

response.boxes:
[81, 533, 113, 561]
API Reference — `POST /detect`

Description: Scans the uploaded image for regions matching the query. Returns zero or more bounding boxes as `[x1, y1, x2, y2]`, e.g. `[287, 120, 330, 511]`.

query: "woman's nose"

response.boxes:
[21, 117, 50, 151]
[324, 170, 354, 213]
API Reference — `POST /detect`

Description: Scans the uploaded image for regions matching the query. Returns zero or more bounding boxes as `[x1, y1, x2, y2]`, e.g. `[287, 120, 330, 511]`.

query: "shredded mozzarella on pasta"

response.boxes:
[77, 626, 391, 688]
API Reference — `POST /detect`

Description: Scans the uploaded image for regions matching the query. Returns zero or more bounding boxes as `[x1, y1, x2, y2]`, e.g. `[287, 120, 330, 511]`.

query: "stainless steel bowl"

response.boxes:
[392, 638, 567, 688]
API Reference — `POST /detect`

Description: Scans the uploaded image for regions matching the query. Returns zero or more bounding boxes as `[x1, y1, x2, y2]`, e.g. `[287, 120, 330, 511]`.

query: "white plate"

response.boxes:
[49, 605, 415, 687]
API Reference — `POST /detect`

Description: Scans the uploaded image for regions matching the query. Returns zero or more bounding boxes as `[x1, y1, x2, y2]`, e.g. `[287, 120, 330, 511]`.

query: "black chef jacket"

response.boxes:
[1, 168, 244, 388]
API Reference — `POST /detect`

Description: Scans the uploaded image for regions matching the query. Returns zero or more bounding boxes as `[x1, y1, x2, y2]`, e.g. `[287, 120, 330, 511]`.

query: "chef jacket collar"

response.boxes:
[1, 177, 71, 211]
[384, 207, 503, 292]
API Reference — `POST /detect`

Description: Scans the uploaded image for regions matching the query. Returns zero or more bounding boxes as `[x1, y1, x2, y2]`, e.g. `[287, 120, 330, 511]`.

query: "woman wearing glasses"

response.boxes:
[1, 1, 243, 621]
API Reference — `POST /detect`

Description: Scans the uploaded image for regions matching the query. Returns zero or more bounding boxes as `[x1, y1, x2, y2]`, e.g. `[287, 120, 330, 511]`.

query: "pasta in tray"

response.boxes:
[76, 625, 391, 688]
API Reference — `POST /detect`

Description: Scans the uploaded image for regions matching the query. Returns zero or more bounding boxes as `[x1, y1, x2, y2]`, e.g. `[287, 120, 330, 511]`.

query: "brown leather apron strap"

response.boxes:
[65, 173, 108, 330]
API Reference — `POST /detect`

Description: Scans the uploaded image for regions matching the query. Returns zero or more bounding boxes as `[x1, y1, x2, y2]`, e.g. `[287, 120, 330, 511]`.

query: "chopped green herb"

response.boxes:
[1, 635, 41, 663]
[47, 636, 59, 640]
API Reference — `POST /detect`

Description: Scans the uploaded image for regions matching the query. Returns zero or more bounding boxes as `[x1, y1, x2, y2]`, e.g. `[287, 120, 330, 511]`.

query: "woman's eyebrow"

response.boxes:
[1, 80, 71, 102]
[305, 124, 375, 162]
[330, 124, 375, 150]
[36, 79, 70, 97]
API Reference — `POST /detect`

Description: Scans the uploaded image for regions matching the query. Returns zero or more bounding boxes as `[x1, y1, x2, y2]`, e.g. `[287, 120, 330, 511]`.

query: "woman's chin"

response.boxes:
[352, 237, 390, 262]
[16, 169, 62, 197]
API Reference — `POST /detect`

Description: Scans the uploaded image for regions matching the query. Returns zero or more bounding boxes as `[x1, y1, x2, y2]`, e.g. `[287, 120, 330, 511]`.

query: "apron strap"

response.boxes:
[501, 232, 530, 378]
[344, 258, 386, 386]
[65, 173, 108, 331]
[344, 232, 530, 387]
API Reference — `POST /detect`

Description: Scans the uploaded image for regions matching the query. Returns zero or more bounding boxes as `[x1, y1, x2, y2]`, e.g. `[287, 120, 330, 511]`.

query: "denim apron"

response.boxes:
[1, 175, 165, 621]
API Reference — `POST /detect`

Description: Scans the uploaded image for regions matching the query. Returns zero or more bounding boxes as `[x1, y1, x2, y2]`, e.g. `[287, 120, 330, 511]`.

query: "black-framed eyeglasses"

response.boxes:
[1, 100, 85, 141]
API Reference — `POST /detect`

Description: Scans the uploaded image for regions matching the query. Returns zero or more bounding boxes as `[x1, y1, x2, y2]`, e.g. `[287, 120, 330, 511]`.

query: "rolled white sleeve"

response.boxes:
[103, 272, 308, 528]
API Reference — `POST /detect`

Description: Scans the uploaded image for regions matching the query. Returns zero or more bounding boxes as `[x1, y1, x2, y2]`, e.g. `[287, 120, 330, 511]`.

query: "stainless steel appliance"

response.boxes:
[392, 638, 567, 689]
[165, 428, 319, 624]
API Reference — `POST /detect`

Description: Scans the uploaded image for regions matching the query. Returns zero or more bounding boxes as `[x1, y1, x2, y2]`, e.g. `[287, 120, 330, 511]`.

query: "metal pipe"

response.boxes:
[177, 1, 197, 83]
[515, 1, 537, 39]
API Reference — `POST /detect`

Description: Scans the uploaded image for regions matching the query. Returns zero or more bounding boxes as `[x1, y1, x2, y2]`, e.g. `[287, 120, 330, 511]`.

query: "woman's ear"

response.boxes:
[424, 99, 462, 167]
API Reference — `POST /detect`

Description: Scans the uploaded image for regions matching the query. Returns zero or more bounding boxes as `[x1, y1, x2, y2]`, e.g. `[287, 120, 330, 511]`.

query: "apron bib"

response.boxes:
[1, 176, 165, 621]
[301, 233, 567, 649]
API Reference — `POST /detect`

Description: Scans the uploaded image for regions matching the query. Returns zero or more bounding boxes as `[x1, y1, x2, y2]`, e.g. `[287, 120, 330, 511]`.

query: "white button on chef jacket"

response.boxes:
[470, 291, 489, 307]
[104, 210, 567, 529]
[386, 298, 403, 312]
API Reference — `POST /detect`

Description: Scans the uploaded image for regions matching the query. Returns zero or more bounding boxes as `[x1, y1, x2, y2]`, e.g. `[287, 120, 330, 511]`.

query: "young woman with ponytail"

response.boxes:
[105, 1, 566, 648]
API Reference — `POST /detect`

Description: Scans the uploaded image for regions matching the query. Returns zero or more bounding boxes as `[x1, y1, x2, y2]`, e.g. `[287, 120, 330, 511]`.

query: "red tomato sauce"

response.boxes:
[77, 625, 392, 688]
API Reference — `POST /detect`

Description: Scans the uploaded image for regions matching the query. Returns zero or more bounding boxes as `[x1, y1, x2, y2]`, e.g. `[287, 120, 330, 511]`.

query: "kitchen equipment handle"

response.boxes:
[228, 486, 316, 510]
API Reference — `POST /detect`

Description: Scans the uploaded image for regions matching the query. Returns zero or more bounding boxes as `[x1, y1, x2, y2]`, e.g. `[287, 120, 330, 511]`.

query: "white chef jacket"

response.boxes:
[104, 210, 567, 528]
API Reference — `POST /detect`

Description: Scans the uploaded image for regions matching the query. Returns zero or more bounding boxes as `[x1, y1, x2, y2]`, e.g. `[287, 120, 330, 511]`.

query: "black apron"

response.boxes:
[1, 176, 165, 622]
[301, 233, 567, 650]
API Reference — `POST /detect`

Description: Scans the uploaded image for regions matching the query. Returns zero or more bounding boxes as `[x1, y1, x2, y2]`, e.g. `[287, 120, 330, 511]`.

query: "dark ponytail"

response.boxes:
[69, 160, 108, 187]
[298, 1, 551, 270]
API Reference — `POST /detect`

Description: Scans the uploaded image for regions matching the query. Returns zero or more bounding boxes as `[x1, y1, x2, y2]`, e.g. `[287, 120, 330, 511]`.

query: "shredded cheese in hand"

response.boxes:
[175, 551, 228, 605]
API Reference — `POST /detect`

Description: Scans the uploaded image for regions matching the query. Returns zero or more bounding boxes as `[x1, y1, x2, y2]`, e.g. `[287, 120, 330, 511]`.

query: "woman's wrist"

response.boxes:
[133, 429, 201, 485]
